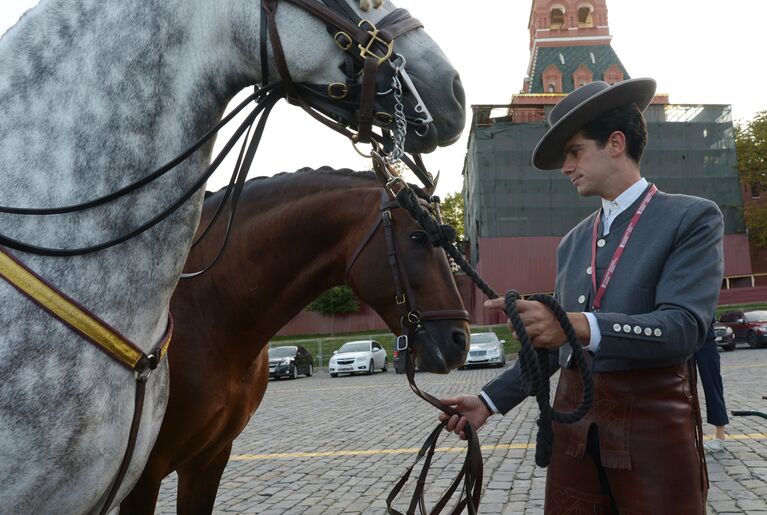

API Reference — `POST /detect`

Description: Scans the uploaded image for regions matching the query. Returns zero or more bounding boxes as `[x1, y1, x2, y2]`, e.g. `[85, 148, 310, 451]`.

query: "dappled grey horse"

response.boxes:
[0, 0, 465, 512]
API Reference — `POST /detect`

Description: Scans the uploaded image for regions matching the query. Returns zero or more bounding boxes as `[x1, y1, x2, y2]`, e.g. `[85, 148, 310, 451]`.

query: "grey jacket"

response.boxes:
[482, 185, 724, 415]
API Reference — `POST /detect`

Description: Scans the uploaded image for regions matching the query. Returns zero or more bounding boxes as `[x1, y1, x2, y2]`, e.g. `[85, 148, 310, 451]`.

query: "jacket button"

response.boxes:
[623, 324, 631, 333]
[633, 326, 642, 334]
[654, 328, 662, 337]
[644, 327, 652, 336]
[597, 239, 606, 248]
[613, 323, 622, 332]
[586, 266, 592, 275]
[578, 295, 586, 304]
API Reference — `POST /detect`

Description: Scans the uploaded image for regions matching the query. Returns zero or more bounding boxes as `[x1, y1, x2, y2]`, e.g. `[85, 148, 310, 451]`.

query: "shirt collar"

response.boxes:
[601, 177, 649, 217]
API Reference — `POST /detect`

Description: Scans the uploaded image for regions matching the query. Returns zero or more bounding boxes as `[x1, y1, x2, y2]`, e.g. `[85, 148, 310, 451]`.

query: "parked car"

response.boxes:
[718, 310, 767, 348]
[328, 340, 388, 377]
[268, 345, 314, 379]
[713, 322, 736, 351]
[462, 332, 506, 368]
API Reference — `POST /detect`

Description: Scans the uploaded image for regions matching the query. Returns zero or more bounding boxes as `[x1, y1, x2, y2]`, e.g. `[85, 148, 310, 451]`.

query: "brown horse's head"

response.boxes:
[346, 190, 470, 373]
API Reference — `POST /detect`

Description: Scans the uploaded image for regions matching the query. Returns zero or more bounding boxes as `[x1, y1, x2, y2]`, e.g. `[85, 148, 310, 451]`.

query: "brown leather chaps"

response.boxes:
[544, 362, 708, 515]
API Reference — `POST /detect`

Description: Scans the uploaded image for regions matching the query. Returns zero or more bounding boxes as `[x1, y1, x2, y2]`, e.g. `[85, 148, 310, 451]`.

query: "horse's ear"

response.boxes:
[423, 171, 440, 197]
[360, 0, 384, 12]
[359, 0, 384, 12]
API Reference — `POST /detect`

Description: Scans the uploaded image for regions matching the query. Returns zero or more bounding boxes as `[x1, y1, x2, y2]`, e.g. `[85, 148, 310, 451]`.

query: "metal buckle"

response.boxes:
[134, 353, 157, 382]
[371, 150, 406, 197]
[351, 137, 380, 158]
[395, 293, 406, 305]
[357, 20, 394, 64]
[327, 82, 348, 100]
[375, 111, 394, 124]
[407, 310, 421, 325]
[396, 335, 409, 351]
[334, 31, 353, 51]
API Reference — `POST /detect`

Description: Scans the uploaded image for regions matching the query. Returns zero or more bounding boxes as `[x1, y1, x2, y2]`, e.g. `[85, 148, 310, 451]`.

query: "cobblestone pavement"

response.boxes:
[154, 348, 767, 514]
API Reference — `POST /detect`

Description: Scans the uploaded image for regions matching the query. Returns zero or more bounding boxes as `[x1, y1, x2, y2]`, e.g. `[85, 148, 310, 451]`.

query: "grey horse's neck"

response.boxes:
[0, 0, 257, 205]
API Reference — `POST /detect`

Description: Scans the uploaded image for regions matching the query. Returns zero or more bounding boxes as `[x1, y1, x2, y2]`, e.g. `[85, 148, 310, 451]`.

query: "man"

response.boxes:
[441, 78, 723, 514]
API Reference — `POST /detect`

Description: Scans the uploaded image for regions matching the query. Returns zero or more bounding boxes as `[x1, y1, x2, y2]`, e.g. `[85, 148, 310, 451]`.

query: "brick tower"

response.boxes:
[523, 0, 626, 94]
[509, 0, 666, 123]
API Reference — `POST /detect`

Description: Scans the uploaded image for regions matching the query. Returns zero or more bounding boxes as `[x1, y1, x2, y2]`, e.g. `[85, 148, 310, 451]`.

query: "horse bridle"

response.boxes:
[345, 190, 470, 369]
[261, 0, 436, 177]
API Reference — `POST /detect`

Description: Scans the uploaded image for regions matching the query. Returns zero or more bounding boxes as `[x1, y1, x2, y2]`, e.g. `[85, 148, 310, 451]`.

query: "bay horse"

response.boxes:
[121, 168, 470, 513]
[0, 0, 465, 512]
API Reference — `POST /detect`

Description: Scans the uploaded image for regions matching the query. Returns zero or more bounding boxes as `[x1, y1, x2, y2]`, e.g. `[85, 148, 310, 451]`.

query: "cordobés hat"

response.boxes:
[531, 78, 656, 171]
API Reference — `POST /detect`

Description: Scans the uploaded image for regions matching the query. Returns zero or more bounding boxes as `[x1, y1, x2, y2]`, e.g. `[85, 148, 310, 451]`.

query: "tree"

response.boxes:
[735, 110, 767, 187]
[440, 191, 465, 241]
[735, 111, 767, 249]
[307, 286, 359, 335]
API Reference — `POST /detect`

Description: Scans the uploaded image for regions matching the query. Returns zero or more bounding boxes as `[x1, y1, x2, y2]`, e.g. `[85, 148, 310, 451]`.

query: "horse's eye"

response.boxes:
[410, 231, 429, 245]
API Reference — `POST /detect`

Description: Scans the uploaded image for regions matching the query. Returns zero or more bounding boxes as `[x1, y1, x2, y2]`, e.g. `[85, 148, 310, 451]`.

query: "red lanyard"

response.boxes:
[590, 185, 657, 311]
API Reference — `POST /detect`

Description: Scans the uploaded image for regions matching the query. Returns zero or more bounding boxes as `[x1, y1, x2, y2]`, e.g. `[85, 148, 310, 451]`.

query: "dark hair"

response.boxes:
[580, 103, 648, 163]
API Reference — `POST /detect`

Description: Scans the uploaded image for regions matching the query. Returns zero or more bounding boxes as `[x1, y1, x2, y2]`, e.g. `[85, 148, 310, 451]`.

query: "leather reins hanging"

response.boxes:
[345, 191, 482, 515]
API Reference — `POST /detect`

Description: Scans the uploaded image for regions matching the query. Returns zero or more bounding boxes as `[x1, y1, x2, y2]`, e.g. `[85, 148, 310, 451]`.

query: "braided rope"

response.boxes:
[395, 186, 594, 467]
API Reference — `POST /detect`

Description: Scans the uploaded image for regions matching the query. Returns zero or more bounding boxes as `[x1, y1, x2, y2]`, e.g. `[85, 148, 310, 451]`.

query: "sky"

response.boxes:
[2, 1, 765, 195]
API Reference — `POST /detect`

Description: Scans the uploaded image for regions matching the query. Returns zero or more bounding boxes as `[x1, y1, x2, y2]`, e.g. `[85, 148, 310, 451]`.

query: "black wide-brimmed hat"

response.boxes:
[531, 78, 656, 170]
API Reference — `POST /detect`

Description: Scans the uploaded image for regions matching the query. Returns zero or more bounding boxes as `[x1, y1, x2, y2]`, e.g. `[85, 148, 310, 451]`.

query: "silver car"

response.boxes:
[463, 332, 506, 368]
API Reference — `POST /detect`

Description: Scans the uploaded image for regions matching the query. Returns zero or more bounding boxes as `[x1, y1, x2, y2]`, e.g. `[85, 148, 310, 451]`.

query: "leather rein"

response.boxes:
[346, 189, 483, 515]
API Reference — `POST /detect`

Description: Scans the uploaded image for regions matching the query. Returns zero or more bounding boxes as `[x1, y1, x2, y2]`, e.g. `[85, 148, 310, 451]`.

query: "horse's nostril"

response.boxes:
[452, 74, 466, 110]
[452, 328, 467, 350]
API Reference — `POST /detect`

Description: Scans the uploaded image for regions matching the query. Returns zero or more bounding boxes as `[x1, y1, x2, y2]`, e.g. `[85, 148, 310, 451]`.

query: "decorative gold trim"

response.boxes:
[0, 250, 142, 368]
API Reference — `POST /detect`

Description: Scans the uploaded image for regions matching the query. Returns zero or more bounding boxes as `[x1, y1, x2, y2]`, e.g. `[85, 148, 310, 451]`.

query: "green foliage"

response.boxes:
[735, 111, 767, 249]
[743, 203, 767, 250]
[307, 286, 359, 316]
[440, 191, 466, 241]
[735, 110, 767, 188]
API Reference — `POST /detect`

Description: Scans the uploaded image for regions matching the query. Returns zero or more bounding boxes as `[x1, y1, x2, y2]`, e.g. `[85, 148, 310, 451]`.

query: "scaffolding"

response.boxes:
[464, 104, 744, 264]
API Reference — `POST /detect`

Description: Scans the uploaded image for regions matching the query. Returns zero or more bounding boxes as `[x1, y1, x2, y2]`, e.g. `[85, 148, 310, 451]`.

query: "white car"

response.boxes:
[463, 332, 506, 368]
[329, 340, 388, 377]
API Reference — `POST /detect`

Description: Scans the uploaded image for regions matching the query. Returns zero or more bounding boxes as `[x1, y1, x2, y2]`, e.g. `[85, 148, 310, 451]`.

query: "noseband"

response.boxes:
[345, 191, 469, 369]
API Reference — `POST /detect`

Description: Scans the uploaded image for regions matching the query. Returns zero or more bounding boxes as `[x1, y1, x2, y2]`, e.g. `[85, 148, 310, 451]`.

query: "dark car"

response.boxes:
[713, 322, 735, 351]
[718, 310, 767, 348]
[268, 345, 314, 379]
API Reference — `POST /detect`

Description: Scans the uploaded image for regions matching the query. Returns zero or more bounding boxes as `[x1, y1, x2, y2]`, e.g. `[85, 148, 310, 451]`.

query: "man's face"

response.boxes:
[560, 131, 613, 198]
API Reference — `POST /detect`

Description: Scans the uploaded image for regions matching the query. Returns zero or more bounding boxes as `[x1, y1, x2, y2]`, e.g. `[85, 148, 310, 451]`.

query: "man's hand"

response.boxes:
[438, 395, 492, 440]
[484, 298, 590, 348]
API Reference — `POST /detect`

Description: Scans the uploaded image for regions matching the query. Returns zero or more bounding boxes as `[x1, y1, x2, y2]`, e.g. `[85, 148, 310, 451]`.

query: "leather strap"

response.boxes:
[98, 379, 147, 515]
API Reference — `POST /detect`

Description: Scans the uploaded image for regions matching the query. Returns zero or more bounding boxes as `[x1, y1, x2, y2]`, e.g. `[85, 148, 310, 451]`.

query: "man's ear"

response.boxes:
[608, 130, 627, 157]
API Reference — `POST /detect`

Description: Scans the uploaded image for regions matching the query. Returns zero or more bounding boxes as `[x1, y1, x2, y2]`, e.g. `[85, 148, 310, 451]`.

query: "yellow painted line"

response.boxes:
[268, 380, 481, 394]
[229, 435, 767, 461]
[722, 363, 767, 370]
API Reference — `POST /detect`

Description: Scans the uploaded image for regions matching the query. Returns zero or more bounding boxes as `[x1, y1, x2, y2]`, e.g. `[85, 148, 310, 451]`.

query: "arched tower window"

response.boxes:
[550, 7, 565, 30]
[542, 64, 563, 93]
[578, 5, 594, 28]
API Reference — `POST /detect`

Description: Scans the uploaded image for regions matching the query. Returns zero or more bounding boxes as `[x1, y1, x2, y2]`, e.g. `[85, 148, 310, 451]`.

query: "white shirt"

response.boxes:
[600, 178, 649, 236]
[584, 178, 649, 351]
